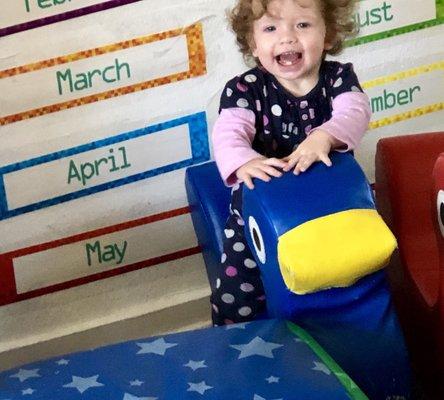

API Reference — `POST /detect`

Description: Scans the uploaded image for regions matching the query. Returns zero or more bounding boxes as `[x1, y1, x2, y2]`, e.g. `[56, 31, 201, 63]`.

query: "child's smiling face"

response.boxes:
[251, 0, 332, 96]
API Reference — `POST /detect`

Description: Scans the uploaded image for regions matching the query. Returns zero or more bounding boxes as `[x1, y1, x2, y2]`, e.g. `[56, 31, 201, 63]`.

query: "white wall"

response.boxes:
[0, 0, 442, 368]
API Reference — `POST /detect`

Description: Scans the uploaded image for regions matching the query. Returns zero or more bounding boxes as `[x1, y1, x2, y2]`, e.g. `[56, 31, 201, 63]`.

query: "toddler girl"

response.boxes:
[211, 0, 371, 325]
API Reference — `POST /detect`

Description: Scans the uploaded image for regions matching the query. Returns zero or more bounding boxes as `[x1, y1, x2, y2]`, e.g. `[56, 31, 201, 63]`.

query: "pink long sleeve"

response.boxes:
[212, 108, 261, 186]
[213, 91, 371, 186]
[310, 91, 371, 151]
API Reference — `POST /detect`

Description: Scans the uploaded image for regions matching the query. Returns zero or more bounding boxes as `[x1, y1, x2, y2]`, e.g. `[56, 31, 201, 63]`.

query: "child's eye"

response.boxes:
[297, 22, 310, 28]
[264, 25, 276, 32]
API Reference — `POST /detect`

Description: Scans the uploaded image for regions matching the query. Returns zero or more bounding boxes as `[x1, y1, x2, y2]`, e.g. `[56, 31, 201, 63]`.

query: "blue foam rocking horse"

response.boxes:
[186, 152, 412, 400]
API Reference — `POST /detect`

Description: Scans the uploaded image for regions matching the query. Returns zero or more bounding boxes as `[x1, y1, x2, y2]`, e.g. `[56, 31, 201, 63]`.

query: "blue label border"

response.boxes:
[0, 112, 209, 220]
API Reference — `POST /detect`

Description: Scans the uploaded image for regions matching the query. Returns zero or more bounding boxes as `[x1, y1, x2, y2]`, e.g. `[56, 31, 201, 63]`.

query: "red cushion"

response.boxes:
[375, 132, 444, 308]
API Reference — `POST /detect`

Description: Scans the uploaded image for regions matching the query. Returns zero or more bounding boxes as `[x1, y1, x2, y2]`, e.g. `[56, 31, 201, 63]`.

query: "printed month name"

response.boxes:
[370, 85, 421, 113]
[56, 58, 131, 96]
[67, 146, 131, 186]
[86, 240, 128, 266]
[25, 0, 73, 12]
[354, 1, 394, 28]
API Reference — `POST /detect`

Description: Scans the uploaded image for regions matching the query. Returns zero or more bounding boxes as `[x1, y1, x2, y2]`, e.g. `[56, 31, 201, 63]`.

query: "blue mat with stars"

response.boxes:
[0, 319, 367, 400]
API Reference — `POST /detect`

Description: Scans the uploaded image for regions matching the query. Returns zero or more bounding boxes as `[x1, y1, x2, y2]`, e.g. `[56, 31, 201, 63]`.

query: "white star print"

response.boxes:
[136, 338, 178, 355]
[10, 369, 40, 382]
[187, 381, 213, 395]
[312, 361, 331, 375]
[63, 375, 104, 394]
[183, 360, 207, 371]
[230, 336, 283, 359]
[22, 388, 35, 395]
[266, 375, 280, 383]
[56, 359, 69, 365]
[225, 322, 248, 330]
[129, 379, 144, 386]
[122, 393, 157, 400]
[253, 395, 283, 400]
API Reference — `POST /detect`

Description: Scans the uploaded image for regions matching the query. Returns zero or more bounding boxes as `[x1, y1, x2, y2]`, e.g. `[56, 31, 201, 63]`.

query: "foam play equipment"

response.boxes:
[433, 152, 444, 377]
[0, 319, 368, 399]
[186, 152, 411, 400]
[243, 152, 396, 298]
[375, 131, 444, 397]
[185, 161, 231, 291]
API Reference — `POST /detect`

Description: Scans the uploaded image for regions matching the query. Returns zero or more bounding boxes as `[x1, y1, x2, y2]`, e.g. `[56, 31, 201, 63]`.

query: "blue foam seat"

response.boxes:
[185, 161, 230, 289]
[185, 156, 412, 400]
[0, 319, 366, 399]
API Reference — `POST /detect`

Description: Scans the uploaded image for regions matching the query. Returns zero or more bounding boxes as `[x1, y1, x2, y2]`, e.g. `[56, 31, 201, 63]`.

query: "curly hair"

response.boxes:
[228, 0, 357, 65]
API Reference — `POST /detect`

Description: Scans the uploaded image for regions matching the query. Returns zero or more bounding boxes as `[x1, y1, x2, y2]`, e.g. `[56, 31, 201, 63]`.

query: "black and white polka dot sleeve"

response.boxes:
[219, 73, 261, 119]
[326, 62, 364, 99]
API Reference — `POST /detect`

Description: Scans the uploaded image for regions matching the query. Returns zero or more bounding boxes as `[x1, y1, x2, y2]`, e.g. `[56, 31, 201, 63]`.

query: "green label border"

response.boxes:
[346, 0, 444, 47]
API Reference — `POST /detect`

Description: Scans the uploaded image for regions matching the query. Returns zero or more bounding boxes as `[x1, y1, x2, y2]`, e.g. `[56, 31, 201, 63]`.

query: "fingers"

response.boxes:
[319, 153, 332, 167]
[282, 157, 298, 172]
[287, 152, 332, 175]
[264, 157, 287, 170]
[237, 158, 284, 189]
[243, 175, 254, 190]
[293, 157, 314, 175]
[262, 164, 283, 178]
[238, 167, 271, 190]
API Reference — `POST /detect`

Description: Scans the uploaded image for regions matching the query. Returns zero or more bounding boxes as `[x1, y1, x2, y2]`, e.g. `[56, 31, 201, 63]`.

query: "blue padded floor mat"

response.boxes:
[0, 319, 366, 400]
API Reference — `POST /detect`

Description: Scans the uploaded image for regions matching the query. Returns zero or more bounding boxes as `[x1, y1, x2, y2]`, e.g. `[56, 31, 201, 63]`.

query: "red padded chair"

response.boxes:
[375, 132, 444, 398]
[432, 153, 444, 371]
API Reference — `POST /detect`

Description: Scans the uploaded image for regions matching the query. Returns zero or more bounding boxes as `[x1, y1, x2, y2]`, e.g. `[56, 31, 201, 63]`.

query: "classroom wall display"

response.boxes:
[0, 0, 242, 307]
[346, 0, 444, 183]
[348, 0, 443, 46]
[0, 0, 442, 357]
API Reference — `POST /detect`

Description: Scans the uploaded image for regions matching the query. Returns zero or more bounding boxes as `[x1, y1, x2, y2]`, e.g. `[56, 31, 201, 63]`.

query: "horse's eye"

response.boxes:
[437, 190, 444, 238]
[248, 216, 266, 264]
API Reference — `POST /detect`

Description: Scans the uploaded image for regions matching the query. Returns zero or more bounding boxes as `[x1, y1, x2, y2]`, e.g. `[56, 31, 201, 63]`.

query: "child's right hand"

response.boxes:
[236, 157, 287, 189]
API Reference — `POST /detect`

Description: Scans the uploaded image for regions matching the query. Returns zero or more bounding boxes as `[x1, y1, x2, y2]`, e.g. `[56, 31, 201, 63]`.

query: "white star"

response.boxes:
[253, 395, 283, 400]
[136, 338, 177, 355]
[225, 322, 248, 330]
[63, 375, 104, 394]
[183, 360, 207, 371]
[56, 359, 69, 365]
[22, 388, 35, 395]
[122, 393, 157, 400]
[129, 379, 144, 386]
[312, 361, 331, 375]
[10, 369, 40, 382]
[187, 381, 213, 395]
[230, 336, 283, 359]
[266, 375, 280, 383]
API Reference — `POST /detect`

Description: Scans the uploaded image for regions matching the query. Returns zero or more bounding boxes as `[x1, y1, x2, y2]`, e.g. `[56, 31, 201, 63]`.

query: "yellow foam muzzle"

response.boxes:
[277, 209, 397, 295]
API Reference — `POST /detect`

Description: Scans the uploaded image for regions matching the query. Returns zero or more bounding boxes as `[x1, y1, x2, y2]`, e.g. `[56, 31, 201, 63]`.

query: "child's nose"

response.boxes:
[280, 26, 297, 44]
[280, 35, 297, 44]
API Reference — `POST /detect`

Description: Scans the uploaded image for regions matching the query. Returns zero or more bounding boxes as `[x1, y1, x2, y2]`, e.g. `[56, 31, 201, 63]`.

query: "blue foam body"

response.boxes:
[185, 154, 411, 399]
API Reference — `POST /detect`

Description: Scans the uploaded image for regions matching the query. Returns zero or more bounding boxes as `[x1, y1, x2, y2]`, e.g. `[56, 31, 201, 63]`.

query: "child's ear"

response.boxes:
[324, 30, 336, 51]
[324, 38, 334, 51]
[248, 36, 257, 57]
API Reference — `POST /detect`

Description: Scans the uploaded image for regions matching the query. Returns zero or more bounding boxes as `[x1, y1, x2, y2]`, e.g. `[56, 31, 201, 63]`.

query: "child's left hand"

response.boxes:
[282, 130, 336, 175]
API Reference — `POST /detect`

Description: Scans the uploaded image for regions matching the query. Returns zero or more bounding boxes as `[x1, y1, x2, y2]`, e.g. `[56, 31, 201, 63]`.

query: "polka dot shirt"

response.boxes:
[219, 61, 364, 159]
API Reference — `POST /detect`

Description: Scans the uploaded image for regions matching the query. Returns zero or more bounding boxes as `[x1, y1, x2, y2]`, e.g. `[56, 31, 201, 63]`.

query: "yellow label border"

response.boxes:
[0, 24, 206, 126]
[363, 61, 444, 129]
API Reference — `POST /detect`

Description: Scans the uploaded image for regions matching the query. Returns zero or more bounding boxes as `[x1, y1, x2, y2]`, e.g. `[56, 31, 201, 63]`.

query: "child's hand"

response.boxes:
[236, 157, 287, 189]
[283, 130, 335, 175]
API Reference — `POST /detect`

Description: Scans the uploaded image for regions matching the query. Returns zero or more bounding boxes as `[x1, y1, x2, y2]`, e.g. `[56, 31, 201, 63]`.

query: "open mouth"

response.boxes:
[276, 51, 302, 66]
